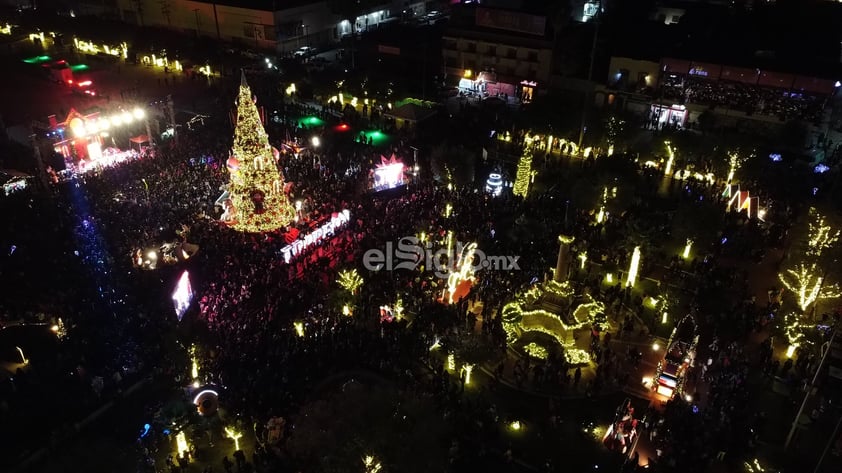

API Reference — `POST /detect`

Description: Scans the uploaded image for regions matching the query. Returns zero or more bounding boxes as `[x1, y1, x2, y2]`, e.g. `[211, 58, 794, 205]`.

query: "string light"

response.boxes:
[727, 151, 739, 183]
[190, 344, 199, 383]
[626, 246, 641, 287]
[447, 353, 456, 371]
[523, 342, 548, 359]
[224, 427, 243, 451]
[175, 431, 190, 457]
[664, 141, 675, 177]
[513, 147, 533, 197]
[785, 344, 797, 359]
[294, 321, 305, 337]
[462, 364, 474, 385]
[779, 263, 841, 312]
[446, 242, 477, 304]
[784, 311, 806, 347]
[807, 207, 839, 257]
[578, 253, 587, 269]
[225, 74, 295, 232]
[363, 455, 382, 473]
[565, 348, 591, 365]
[337, 269, 364, 294]
[682, 239, 693, 259]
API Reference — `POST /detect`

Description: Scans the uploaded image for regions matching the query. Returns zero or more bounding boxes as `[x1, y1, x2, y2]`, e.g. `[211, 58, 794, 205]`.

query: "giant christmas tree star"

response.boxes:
[222, 73, 295, 232]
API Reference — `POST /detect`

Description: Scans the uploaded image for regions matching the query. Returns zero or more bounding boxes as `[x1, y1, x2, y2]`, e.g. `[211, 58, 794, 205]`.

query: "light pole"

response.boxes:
[786, 324, 838, 449]
[577, 11, 600, 151]
[814, 410, 842, 473]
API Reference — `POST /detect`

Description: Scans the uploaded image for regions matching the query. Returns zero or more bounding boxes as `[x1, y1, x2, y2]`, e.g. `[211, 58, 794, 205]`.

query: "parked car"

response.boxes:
[293, 46, 315, 58]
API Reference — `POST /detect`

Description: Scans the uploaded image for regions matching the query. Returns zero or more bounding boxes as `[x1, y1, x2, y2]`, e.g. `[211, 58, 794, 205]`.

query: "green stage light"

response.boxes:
[23, 55, 51, 64]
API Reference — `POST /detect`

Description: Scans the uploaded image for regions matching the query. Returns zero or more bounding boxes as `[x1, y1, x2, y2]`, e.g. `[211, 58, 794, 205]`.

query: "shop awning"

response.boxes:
[130, 135, 150, 144]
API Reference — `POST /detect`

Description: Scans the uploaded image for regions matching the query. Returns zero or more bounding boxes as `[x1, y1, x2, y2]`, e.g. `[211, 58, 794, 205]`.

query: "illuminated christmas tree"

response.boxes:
[222, 73, 295, 232]
[513, 147, 533, 197]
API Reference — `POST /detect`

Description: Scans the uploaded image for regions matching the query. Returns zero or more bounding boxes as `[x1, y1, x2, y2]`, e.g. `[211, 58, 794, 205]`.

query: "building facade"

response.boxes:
[11, 0, 432, 52]
[442, 5, 553, 101]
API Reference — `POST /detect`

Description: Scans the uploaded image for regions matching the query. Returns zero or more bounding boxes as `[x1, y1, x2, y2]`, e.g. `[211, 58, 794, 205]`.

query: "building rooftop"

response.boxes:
[607, 2, 842, 80]
[193, 0, 317, 11]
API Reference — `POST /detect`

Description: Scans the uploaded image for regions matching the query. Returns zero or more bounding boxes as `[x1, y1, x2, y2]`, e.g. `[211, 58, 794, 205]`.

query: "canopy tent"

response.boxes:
[384, 103, 437, 128]
[129, 135, 150, 151]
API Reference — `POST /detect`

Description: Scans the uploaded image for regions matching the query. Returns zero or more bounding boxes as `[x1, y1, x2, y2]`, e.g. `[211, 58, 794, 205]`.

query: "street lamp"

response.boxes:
[311, 136, 320, 148]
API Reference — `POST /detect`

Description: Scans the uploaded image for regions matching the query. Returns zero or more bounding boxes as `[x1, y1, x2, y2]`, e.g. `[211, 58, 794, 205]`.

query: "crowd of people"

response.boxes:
[1, 60, 837, 473]
[661, 75, 827, 123]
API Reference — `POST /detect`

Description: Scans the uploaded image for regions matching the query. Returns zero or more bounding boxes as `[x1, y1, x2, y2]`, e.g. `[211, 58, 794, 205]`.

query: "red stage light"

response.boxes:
[336, 123, 349, 131]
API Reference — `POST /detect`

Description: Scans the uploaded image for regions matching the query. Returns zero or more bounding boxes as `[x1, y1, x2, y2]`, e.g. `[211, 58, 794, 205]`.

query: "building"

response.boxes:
[606, 56, 660, 93]
[442, 5, 554, 102]
[599, 53, 840, 129]
[8, 0, 432, 52]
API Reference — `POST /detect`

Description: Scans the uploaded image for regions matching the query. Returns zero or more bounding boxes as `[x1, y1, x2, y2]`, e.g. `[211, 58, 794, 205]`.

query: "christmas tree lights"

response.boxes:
[337, 269, 364, 294]
[363, 455, 382, 473]
[778, 263, 841, 312]
[523, 342, 548, 359]
[807, 208, 839, 257]
[224, 73, 295, 232]
[783, 311, 806, 349]
[664, 141, 675, 177]
[682, 239, 693, 259]
[626, 246, 641, 287]
[513, 147, 533, 197]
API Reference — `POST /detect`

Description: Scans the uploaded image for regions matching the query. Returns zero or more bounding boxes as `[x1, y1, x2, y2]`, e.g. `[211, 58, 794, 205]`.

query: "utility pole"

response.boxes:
[577, 12, 600, 151]
[814, 411, 842, 473]
[786, 325, 838, 449]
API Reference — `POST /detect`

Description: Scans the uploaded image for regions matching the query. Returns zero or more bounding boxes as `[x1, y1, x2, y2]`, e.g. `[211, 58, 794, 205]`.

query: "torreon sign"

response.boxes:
[280, 209, 350, 263]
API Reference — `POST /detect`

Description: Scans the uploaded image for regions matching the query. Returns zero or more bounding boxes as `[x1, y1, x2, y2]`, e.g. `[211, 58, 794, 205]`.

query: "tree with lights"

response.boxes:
[778, 208, 840, 313]
[778, 263, 840, 313]
[337, 269, 364, 295]
[778, 208, 841, 353]
[222, 73, 295, 232]
[513, 145, 534, 198]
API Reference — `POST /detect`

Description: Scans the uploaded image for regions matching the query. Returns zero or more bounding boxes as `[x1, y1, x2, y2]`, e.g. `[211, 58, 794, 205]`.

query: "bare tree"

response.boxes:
[159, 0, 172, 26]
